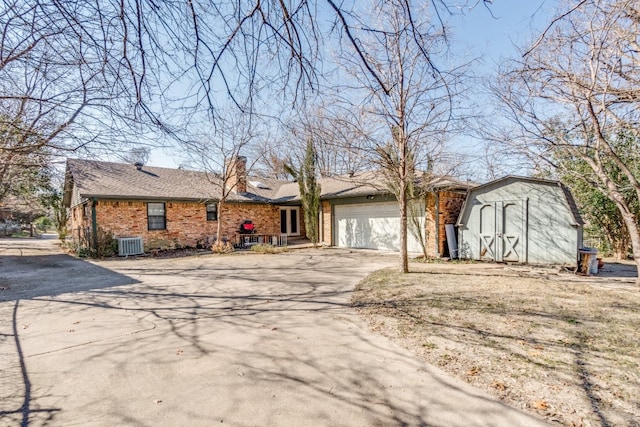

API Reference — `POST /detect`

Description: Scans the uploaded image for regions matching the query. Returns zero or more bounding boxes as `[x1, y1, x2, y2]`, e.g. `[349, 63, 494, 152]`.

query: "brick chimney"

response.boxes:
[226, 155, 247, 193]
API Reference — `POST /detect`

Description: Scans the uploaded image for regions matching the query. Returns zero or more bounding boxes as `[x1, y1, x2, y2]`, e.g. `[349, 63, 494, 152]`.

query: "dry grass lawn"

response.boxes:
[352, 263, 640, 427]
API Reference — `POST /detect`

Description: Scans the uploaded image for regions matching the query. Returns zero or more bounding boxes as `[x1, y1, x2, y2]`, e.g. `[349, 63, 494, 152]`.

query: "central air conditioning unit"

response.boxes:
[117, 236, 144, 256]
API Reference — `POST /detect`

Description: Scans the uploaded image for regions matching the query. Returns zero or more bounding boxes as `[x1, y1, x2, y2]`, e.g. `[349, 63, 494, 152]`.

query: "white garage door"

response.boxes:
[334, 202, 424, 252]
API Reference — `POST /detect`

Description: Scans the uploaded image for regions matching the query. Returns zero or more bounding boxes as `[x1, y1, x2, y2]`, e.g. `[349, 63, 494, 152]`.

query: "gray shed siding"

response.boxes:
[458, 178, 582, 265]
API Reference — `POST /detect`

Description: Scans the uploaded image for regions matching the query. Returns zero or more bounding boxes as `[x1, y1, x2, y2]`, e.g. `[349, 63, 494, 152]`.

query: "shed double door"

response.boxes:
[478, 200, 527, 262]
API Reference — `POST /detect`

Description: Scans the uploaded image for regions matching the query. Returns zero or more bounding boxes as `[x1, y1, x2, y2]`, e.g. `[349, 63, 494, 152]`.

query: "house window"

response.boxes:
[147, 202, 166, 230]
[206, 203, 218, 221]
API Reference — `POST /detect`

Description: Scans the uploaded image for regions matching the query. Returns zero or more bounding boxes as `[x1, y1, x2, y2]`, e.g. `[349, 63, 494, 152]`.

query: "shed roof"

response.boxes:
[456, 175, 584, 226]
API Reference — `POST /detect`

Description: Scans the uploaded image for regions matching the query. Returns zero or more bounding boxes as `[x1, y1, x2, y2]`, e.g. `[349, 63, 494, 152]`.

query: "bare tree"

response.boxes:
[491, 0, 640, 283]
[285, 105, 370, 177]
[4, 1, 485, 124]
[252, 101, 370, 180]
[328, 0, 467, 272]
[554, 144, 638, 260]
[1, 1, 490, 178]
[2, 1, 490, 259]
[0, 1, 156, 202]
[0, 121, 50, 202]
[182, 109, 264, 248]
[120, 147, 151, 166]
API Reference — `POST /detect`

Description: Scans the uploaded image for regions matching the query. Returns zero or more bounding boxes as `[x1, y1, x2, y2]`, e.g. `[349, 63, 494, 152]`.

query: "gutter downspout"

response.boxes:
[91, 198, 98, 253]
[331, 203, 335, 246]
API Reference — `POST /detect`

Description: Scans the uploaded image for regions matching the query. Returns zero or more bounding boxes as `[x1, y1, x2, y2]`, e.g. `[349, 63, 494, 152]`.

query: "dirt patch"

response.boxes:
[352, 265, 640, 426]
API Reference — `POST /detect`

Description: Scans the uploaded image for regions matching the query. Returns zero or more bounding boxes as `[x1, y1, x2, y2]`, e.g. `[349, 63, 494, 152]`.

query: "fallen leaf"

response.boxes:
[176, 350, 184, 355]
[22, 324, 29, 330]
[67, 329, 75, 333]
[73, 321, 81, 325]
[467, 366, 481, 376]
[153, 399, 162, 405]
[533, 400, 549, 410]
[271, 327, 278, 331]
[491, 380, 507, 391]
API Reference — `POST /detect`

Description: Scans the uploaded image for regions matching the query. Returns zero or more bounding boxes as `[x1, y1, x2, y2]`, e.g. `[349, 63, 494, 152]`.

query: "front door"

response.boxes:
[280, 207, 300, 236]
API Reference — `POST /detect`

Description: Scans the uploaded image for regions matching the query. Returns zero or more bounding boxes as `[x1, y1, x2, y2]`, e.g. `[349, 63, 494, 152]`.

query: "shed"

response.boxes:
[456, 176, 584, 265]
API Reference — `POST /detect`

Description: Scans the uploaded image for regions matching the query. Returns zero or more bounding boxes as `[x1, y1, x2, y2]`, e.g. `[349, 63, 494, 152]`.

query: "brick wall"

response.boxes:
[68, 202, 92, 244]
[90, 199, 281, 250]
[219, 202, 281, 237]
[299, 206, 307, 238]
[69, 194, 465, 253]
[68, 204, 90, 230]
[437, 191, 466, 256]
[425, 191, 467, 257]
[321, 201, 332, 245]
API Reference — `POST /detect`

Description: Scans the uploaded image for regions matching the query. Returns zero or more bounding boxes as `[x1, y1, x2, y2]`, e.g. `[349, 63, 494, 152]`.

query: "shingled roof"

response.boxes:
[309, 171, 473, 200]
[63, 158, 473, 207]
[63, 159, 293, 205]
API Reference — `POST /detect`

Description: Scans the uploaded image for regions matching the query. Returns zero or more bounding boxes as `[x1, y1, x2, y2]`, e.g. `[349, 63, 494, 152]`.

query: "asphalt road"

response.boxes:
[0, 237, 547, 426]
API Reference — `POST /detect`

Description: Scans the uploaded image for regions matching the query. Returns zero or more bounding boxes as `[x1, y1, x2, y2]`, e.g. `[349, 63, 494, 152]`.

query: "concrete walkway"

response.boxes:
[0, 237, 547, 426]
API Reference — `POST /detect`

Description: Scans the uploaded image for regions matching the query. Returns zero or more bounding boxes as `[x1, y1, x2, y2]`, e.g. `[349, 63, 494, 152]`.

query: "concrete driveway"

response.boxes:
[0, 237, 547, 426]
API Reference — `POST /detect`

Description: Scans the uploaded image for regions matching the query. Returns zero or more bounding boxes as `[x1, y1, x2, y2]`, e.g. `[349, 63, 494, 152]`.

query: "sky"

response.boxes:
[451, 1, 554, 69]
[445, 0, 557, 179]
[145, 0, 558, 172]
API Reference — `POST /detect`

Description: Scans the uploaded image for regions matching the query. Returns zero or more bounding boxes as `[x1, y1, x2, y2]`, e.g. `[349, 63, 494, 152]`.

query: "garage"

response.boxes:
[334, 202, 424, 252]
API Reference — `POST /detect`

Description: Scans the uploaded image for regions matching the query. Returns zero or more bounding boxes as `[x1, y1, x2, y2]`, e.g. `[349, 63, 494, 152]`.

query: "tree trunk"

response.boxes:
[415, 214, 428, 260]
[621, 214, 640, 286]
[399, 187, 409, 273]
[406, 197, 428, 260]
[606, 187, 640, 283]
[613, 237, 629, 262]
[596, 172, 640, 285]
[216, 200, 224, 243]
